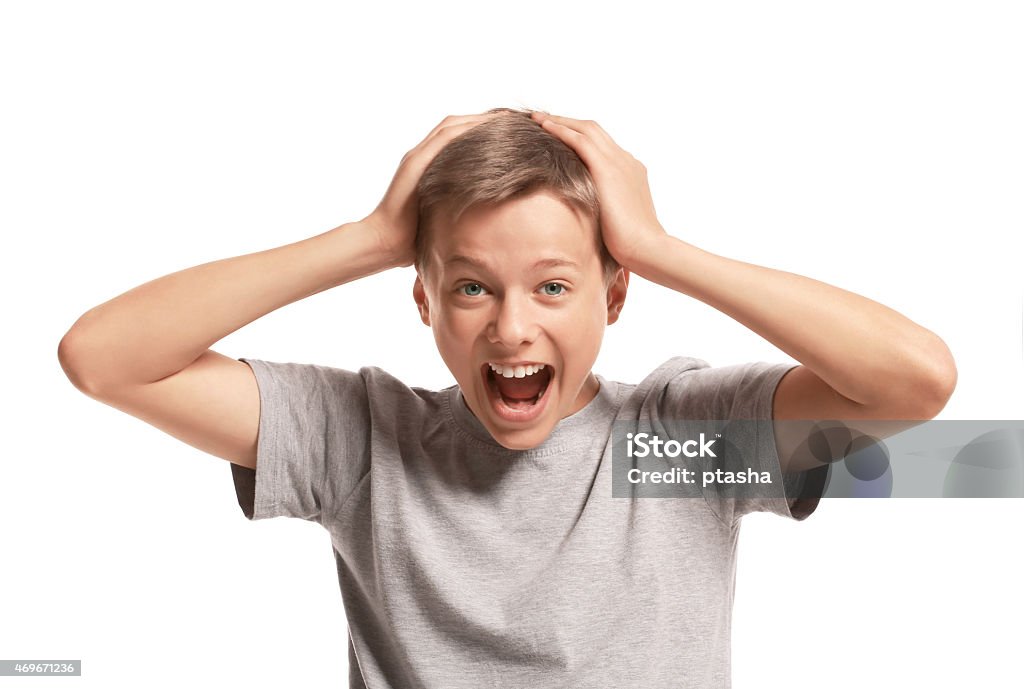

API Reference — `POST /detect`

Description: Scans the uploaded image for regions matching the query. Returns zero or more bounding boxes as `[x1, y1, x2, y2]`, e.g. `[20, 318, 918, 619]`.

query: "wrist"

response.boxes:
[318, 221, 402, 288]
[350, 215, 415, 271]
[621, 231, 675, 275]
[328, 220, 401, 271]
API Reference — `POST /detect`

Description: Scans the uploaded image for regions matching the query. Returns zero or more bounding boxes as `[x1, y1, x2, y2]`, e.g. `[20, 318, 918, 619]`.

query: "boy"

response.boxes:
[58, 107, 956, 688]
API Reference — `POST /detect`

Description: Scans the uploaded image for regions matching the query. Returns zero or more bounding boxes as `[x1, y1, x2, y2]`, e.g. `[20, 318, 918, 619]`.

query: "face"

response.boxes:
[413, 189, 628, 450]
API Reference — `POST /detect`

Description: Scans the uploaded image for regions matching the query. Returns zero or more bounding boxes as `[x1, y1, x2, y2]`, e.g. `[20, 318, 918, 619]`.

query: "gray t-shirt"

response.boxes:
[230, 356, 825, 688]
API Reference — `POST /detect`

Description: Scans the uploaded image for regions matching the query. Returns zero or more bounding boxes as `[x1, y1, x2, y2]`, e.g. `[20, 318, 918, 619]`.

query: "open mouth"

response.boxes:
[481, 362, 554, 412]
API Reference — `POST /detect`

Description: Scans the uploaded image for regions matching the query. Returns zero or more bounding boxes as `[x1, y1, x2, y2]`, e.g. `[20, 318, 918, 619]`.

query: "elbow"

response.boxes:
[58, 329, 103, 396]
[58, 331, 87, 391]
[879, 334, 957, 419]
[917, 337, 958, 418]
[929, 366, 957, 418]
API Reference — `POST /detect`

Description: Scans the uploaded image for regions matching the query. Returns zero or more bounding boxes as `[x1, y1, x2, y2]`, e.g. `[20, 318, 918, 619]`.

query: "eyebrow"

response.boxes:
[443, 254, 581, 271]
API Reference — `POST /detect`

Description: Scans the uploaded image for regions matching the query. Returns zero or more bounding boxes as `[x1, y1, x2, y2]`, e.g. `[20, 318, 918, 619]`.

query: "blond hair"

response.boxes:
[415, 107, 620, 286]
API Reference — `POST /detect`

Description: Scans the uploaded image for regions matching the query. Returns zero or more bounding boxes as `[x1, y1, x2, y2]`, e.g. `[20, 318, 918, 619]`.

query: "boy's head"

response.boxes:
[413, 107, 620, 288]
[411, 107, 629, 450]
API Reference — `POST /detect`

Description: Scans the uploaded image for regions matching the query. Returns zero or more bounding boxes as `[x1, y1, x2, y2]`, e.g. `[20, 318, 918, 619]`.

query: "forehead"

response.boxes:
[431, 191, 599, 271]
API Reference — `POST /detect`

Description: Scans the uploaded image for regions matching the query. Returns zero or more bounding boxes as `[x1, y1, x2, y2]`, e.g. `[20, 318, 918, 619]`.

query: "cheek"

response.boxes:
[553, 304, 606, 354]
[433, 306, 480, 345]
[570, 296, 610, 332]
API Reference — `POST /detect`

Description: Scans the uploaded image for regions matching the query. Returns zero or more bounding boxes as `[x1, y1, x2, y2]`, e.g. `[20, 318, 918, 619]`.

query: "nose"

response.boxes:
[487, 290, 540, 348]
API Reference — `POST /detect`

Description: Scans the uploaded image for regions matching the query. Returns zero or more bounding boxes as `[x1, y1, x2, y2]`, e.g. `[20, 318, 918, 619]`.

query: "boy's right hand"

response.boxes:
[361, 113, 503, 269]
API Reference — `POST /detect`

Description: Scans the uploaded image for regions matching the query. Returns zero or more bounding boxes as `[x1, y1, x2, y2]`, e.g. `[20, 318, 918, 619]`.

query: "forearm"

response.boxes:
[59, 220, 391, 391]
[631, 235, 956, 408]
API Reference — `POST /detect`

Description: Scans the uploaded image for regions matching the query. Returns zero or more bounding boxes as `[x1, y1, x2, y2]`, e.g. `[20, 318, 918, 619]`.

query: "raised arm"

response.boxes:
[58, 113, 502, 468]
[57, 221, 394, 468]
[531, 110, 957, 472]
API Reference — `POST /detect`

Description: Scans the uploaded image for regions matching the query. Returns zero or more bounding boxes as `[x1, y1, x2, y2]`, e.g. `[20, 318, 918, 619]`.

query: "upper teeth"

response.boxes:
[489, 363, 546, 378]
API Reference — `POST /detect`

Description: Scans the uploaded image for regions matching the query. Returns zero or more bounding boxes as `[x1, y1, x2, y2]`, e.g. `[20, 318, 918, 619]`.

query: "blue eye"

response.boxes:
[459, 283, 486, 296]
[542, 283, 565, 296]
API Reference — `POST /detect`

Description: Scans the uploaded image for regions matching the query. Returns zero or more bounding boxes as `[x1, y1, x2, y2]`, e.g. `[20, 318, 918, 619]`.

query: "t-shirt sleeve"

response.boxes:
[229, 357, 371, 525]
[660, 361, 827, 526]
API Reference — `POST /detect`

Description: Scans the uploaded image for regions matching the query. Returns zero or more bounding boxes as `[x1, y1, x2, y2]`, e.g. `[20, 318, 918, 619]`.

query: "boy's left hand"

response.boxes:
[531, 111, 669, 270]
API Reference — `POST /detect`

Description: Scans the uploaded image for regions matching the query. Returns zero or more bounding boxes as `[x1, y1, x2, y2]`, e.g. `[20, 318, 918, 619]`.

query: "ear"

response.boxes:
[606, 267, 629, 325]
[413, 274, 431, 327]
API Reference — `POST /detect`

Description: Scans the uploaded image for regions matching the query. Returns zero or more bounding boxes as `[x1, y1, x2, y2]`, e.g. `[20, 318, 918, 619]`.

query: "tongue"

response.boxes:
[494, 369, 548, 401]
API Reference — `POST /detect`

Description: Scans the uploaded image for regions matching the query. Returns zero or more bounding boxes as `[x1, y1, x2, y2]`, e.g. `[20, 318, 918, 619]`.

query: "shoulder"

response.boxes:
[241, 358, 450, 416]
[647, 356, 713, 380]
[354, 365, 452, 413]
[608, 356, 709, 418]
[631, 356, 713, 401]
[620, 356, 794, 420]
[663, 359, 796, 419]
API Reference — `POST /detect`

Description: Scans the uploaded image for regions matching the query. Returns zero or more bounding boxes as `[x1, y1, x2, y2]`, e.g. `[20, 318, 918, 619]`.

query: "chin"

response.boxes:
[486, 423, 556, 451]
[462, 390, 559, 450]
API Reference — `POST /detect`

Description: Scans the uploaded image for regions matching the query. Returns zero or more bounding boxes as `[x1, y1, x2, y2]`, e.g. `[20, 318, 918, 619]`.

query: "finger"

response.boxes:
[534, 116, 605, 168]
[424, 117, 495, 153]
[531, 112, 618, 152]
[406, 118, 494, 170]
[424, 112, 503, 142]
[386, 119, 490, 211]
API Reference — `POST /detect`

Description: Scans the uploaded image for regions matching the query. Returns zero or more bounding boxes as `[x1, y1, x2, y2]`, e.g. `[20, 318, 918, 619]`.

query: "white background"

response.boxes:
[3, 1, 1022, 687]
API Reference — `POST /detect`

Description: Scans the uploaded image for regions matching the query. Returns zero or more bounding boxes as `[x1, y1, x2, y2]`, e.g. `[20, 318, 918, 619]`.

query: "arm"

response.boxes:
[622, 238, 957, 472]
[57, 221, 393, 468]
[624, 237, 957, 413]
[58, 113, 504, 469]
[58, 222, 392, 393]
[531, 111, 957, 471]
